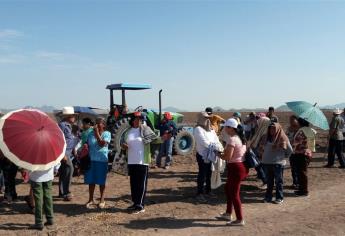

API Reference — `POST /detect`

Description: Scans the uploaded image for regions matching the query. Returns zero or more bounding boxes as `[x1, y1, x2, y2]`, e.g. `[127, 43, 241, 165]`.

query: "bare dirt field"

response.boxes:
[1, 112, 345, 236]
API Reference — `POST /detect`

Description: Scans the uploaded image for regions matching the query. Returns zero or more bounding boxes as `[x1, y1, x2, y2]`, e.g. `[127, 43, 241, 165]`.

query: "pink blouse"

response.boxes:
[227, 136, 246, 163]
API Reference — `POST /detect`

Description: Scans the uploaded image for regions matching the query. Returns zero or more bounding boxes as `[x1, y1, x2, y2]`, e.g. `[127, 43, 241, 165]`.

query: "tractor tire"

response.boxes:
[173, 129, 195, 156]
[111, 118, 131, 153]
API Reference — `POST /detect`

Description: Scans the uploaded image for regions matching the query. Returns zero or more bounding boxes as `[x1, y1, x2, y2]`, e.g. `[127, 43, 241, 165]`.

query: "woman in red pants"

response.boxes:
[220, 118, 248, 226]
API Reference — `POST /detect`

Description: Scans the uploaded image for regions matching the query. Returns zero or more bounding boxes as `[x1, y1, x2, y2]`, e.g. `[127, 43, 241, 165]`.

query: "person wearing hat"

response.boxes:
[193, 112, 223, 203]
[205, 107, 225, 135]
[84, 117, 111, 209]
[58, 106, 77, 201]
[155, 112, 177, 169]
[122, 112, 158, 214]
[219, 118, 248, 226]
[325, 108, 345, 168]
[243, 112, 257, 140]
[232, 112, 242, 124]
[267, 107, 279, 123]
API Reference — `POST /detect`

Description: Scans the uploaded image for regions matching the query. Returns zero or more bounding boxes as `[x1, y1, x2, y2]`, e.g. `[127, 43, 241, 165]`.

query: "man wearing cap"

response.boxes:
[58, 106, 77, 201]
[325, 109, 345, 168]
[205, 107, 225, 135]
[267, 107, 279, 123]
[155, 112, 177, 169]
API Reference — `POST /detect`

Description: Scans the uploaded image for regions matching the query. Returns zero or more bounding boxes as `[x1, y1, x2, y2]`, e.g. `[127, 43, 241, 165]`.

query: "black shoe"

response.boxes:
[127, 204, 136, 211]
[295, 191, 309, 197]
[44, 221, 54, 226]
[29, 224, 44, 230]
[324, 164, 334, 168]
[338, 166, 345, 169]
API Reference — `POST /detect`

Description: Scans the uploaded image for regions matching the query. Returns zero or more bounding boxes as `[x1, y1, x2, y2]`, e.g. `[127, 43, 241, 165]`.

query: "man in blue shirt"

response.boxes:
[58, 107, 77, 201]
[155, 112, 177, 169]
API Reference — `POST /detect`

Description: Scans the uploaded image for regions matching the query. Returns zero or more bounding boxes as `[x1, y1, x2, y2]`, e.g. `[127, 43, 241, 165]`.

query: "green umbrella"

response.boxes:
[286, 101, 329, 130]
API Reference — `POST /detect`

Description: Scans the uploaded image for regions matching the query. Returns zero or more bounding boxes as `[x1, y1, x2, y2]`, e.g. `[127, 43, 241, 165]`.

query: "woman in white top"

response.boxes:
[122, 112, 157, 214]
[193, 112, 223, 202]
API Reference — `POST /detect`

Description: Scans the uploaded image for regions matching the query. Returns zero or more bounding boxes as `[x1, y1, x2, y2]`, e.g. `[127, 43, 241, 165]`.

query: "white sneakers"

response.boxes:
[227, 220, 245, 226]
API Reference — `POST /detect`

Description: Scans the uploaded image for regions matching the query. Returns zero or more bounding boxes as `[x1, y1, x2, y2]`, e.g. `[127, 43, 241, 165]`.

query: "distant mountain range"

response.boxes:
[0, 105, 58, 114]
[1, 103, 344, 114]
[276, 103, 345, 111]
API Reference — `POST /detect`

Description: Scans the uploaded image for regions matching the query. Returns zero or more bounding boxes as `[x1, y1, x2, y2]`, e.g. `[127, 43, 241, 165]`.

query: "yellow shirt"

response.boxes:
[210, 115, 225, 134]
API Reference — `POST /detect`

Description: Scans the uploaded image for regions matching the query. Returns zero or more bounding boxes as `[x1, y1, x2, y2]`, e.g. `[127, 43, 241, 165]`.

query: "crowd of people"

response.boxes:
[1, 106, 345, 230]
[192, 106, 345, 226]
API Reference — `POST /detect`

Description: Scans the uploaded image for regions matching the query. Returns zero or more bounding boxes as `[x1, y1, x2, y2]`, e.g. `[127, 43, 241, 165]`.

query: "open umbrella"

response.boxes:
[0, 109, 66, 171]
[286, 101, 329, 130]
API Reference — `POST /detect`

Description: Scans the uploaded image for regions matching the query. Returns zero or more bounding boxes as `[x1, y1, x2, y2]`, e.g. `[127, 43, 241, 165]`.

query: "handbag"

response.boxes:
[244, 148, 260, 169]
[77, 144, 91, 173]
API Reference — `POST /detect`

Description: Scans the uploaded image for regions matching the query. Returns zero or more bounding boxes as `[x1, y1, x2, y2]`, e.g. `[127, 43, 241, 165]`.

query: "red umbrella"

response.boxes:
[0, 109, 66, 171]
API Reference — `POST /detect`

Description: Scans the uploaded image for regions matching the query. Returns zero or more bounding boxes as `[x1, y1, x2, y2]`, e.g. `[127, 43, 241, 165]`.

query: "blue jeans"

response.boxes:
[156, 137, 174, 167]
[264, 164, 284, 201]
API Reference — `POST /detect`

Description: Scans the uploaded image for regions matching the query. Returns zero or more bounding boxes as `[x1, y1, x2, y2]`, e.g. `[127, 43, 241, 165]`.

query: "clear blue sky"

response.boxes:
[1, 1, 345, 111]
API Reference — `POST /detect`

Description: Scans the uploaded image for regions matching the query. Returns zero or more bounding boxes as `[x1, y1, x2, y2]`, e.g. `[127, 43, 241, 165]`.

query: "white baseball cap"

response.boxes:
[222, 118, 239, 128]
[62, 106, 75, 115]
[333, 108, 341, 115]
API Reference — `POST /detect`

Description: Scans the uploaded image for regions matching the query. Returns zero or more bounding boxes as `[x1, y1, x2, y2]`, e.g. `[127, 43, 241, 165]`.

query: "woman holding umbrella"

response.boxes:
[291, 118, 316, 196]
[286, 101, 327, 196]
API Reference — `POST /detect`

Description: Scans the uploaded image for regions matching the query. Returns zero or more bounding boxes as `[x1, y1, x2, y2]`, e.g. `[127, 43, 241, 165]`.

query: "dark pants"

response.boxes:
[196, 153, 212, 195]
[1, 161, 18, 200]
[128, 164, 148, 210]
[0, 170, 4, 191]
[59, 157, 74, 197]
[291, 154, 309, 194]
[289, 154, 299, 186]
[31, 181, 54, 226]
[156, 137, 174, 167]
[255, 164, 267, 184]
[327, 139, 345, 167]
[264, 164, 284, 201]
[225, 162, 248, 221]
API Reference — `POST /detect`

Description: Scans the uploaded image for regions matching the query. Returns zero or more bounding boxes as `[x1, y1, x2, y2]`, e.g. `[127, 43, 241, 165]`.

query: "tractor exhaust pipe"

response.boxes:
[159, 89, 163, 124]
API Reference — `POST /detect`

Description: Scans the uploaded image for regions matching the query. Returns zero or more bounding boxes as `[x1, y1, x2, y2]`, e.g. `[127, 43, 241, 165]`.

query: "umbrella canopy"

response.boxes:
[286, 101, 329, 130]
[73, 106, 97, 115]
[0, 109, 66, 171]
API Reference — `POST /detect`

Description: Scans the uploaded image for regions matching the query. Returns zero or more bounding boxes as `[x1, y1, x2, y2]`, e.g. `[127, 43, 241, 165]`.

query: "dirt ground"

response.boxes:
[1, 112, 345, 236]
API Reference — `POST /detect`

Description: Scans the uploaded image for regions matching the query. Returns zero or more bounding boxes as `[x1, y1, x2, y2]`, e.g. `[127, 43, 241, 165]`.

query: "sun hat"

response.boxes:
[222, 118, 239, 129]
[62, 106, 75, 115]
